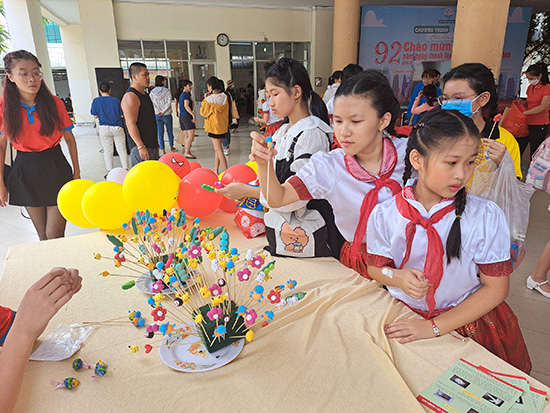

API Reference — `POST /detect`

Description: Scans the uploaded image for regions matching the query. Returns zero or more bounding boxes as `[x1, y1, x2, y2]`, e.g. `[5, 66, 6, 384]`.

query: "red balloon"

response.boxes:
[219, 196, 238, 213]
[221, 164, 257, 185]
[188, 161, 202, 171]
[195, 167, 218, 179]
[177, 169, 222, 218]
[158, 153, 191, 179]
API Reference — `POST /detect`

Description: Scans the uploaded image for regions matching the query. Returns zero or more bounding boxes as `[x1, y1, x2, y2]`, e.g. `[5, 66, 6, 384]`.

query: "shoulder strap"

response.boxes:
[285, 130, 305, 163]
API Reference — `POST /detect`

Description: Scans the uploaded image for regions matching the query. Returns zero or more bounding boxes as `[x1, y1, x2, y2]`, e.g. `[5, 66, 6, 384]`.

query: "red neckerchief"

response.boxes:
[395, 190, 456, 317]
[348, 137, 402, 260]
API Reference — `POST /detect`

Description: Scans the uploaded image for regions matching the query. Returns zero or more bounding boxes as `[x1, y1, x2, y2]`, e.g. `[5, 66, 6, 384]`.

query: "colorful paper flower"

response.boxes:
[268, 290, 281, 304]
[188, 245, 202, 258]
[209, 283, 222, 297]
[151, 306, 167, 322]
[245, 309, 257, 325]
[207, 307, 223, 321]
[237, 268, 251, 282]
[151, 280, 165, 294]
[251, 255, 264, 268]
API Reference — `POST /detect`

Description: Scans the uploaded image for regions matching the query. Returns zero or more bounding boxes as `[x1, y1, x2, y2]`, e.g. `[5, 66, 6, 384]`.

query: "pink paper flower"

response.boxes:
[151, 306, 167, 322]
[207, 307, 223, 321]
[245, 309, 257, 325]
[237, 267, 251, 282]
[250, 256, 264, 269]
[209, 283, 222, 297]
[151, 280, 165, 294]
[188, 245, 202, 259]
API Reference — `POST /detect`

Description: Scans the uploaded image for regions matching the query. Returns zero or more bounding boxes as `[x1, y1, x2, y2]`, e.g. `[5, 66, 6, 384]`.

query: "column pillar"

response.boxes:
[331, 0, 359, 72]
[4, 0, 55, 92]
[451, 0, 510, 76]
[311, 7, 334, 96]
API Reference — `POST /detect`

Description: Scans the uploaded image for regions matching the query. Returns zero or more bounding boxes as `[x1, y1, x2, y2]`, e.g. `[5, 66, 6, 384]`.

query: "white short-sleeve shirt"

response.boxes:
[366, 190, 511, 311]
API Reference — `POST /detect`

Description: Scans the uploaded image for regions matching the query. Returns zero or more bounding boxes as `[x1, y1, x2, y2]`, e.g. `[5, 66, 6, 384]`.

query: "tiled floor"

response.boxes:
[0, 125, 549, 385]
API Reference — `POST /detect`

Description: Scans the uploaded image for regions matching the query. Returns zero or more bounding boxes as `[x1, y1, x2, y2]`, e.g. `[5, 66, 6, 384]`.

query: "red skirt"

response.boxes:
[339, 241, 372, 280]
[265, 120, 284, 138]
[409, 302, 532, 374]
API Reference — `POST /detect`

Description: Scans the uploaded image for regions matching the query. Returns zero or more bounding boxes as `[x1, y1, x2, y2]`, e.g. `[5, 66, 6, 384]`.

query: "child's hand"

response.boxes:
[384, 319, 434, 344]
[395, 269, 429, 300]
[215, 182, 246, 202]
[481, 138, 507, 165]
[14, 268, 82, 340]
[249, 131, 277, 165]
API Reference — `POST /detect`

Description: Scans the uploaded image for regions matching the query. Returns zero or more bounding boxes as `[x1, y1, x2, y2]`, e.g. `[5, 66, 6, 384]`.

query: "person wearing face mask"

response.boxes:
[519, 63, 550, 157]
[439, 63, 522, 179]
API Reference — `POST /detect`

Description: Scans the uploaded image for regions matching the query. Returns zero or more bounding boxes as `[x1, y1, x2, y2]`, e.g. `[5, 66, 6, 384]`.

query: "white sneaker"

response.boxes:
[223, 148, 229, 156]
[526, 275, 550, 298]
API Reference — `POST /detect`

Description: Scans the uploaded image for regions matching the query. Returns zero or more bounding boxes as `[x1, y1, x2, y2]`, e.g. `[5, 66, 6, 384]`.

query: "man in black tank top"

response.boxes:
[121, 62, 159, 166]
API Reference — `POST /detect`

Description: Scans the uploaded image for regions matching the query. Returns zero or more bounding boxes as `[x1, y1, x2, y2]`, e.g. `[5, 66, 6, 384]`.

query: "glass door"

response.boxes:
[191, 62, 216, 129]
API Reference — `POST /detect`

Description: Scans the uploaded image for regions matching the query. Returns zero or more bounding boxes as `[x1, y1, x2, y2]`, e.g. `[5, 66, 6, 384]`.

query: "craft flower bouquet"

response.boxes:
[94, 208, 305, 368]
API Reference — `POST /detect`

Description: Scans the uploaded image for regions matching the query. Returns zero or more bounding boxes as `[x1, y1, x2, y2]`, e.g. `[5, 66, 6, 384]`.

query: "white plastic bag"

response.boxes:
[29, 323, 96, 361]
[467, 153, 535, 269]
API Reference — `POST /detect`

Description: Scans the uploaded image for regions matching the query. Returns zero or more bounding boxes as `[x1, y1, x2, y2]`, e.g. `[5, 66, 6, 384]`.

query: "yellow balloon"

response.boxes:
[57, 179, 96, 228]
[82, 181, 133, 230]
[122, 161, 180, 215]
[245, 160, 259, 176]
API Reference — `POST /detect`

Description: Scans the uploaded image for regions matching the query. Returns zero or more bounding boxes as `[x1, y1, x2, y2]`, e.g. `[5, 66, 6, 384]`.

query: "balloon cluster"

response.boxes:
[57, 153, 259, 230]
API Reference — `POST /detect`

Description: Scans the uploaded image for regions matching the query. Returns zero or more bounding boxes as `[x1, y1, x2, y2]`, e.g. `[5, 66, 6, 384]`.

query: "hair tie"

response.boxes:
[455, 214, 462, 220]
[414, 122, 425, 129]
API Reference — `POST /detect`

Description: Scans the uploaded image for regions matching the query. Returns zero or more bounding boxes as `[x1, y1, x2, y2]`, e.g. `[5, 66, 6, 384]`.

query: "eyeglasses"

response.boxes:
[437, 93, 478, 106]
[15, 72, 43, 81]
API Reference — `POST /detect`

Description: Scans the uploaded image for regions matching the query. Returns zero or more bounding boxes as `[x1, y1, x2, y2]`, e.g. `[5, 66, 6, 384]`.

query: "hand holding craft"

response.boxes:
[395, 268, 429, 300]
[15, 267, 82, 339]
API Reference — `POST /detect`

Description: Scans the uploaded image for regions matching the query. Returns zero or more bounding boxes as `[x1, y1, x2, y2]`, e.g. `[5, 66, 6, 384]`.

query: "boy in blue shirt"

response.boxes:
[91, 82, 129, 172]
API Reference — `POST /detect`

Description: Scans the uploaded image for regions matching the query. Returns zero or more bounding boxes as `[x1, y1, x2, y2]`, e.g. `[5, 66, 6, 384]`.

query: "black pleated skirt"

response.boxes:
[8, 145, 73, 207]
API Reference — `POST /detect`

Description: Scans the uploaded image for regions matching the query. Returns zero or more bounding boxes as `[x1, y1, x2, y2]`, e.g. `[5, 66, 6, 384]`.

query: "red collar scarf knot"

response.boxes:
[395, 190, 456, 317]
[347, 137, 402, 260]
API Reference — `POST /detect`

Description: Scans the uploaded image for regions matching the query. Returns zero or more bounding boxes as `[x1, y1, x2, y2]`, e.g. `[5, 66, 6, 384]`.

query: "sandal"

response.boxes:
[185, 154, 197, 159]
[526, 275, 550, 298]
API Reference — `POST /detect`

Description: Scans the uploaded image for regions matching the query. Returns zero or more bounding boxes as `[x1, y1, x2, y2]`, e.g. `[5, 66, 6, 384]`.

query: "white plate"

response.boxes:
[159, 324, 244, 372]
[136, 273, 173, 295]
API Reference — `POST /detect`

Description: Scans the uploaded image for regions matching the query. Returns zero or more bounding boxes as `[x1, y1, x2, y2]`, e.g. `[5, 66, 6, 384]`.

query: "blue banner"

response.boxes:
[358, 6, 532, 102]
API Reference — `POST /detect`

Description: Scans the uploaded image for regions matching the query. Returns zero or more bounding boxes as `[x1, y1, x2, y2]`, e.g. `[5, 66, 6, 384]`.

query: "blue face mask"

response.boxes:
[440, 94, 482, 117]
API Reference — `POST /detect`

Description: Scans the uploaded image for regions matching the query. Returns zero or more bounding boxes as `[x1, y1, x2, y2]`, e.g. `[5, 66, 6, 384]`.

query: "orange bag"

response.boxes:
[501, 101, 528, 137]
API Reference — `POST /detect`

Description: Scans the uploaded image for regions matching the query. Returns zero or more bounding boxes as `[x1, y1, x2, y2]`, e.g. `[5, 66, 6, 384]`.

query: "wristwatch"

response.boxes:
[431, 319, 440, 337]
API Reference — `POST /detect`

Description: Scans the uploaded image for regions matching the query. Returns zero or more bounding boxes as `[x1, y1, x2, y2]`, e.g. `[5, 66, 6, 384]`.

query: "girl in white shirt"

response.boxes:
[365, 109, 531, 373]
[250, 70, 407, 271]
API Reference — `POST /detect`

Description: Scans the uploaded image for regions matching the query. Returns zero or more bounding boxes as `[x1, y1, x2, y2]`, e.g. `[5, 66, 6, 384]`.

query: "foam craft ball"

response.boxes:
[106, 167, 128, 185]
[177, 169, 222, 218]
[221, 164, 257, 185]
[159, 152, 190, 179]
[82, 181, 133, 230]
[57, 179, 96, 228]
[123, 161, 180, 214]
[219, 196, 238, 213]
[188, 161, 201, 171]
[245, 160, 259, 176]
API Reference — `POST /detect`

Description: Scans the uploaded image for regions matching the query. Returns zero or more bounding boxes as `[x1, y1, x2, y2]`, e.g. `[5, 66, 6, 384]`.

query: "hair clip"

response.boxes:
[414, 122, 425, 129]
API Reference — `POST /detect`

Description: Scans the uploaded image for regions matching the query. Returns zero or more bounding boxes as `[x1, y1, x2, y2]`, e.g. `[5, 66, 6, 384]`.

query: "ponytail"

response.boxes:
[309, 90, 329, 126]
[445, 187, 466, 263]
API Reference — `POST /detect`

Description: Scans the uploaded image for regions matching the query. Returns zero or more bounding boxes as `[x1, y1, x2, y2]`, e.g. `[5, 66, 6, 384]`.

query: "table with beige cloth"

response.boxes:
[1, 212, 548, 412]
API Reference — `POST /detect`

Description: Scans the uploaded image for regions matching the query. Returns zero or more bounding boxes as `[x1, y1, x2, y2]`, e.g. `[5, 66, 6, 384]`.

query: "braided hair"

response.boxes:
[402, 108, 479, 263]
